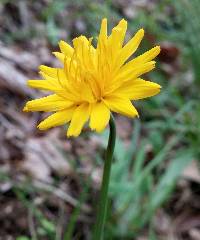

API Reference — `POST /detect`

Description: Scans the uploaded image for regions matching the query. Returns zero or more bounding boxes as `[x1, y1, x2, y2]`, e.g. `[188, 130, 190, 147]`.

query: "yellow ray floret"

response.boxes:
[23, 18, 161, 137]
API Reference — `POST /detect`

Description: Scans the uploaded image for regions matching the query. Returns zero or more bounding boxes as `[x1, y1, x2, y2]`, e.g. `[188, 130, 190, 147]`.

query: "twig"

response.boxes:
[28, 208, 38, 240]
[33, 180, 91, 214]
[55, 200, 65, 240]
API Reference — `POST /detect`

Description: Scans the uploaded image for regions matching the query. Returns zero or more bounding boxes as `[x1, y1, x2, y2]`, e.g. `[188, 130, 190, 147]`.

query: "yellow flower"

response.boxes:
[24, 19, 161, 137]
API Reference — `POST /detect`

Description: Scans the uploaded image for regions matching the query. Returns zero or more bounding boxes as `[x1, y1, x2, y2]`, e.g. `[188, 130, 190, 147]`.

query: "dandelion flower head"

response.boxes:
[24, 18, 161, 137]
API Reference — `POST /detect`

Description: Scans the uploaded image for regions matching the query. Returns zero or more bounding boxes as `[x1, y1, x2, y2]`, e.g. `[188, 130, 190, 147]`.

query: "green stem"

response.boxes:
[93, 114, 116, 240]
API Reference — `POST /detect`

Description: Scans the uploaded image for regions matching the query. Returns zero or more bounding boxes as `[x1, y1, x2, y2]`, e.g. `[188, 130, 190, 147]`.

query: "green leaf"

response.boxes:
[16, 237, 30, 240]
[148, 150, 194, 210]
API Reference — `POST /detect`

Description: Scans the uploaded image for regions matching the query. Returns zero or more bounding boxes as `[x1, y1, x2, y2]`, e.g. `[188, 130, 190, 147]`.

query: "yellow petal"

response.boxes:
[67, 103, 90, 137]
[97, 18, 108, 56]
[27, 79, 61, 91]
[98, 18, 107, 43]
[59, 40, 74, 57]
[28, 79, 79, 103]
[108, 27, 122, 57]
[39, 65, 59, 78]
[23, 106, 28, 112]
[108, 61, 156, 94]
[24, 94, 74, 112]
[133, 46, 160, 64]
[115, 61, 156, 83]
[39, 71, 55, 81]
[53, 52, 65, 63]
[89, 101, 110, 132]
[79, 82, 95, 103]
[72, 36, 86, 52]
[103, 96, 138, 118]
[117, 28, 144, 67]
[108, 19, 127, 49]
[115, 78, 161, 100]
[115, 19, 127, 46]
[38, 106, 75, 130]
[122, 46, 160, 72]
[39, 68, 69, 91]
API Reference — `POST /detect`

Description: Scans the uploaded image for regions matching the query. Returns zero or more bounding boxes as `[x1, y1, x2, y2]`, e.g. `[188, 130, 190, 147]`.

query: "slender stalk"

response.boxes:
[93, 114, 116, 240]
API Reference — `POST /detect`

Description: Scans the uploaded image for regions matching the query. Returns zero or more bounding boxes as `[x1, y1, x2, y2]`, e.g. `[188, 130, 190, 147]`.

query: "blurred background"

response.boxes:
[0, 0, 200, 239]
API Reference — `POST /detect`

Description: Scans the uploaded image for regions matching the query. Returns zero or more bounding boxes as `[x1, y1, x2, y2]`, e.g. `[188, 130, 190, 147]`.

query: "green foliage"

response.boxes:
[41, 0, 68, 45]
[16, 237, 30, 240]
[100, 120, 194, 239]
[64, 179, 90, 240]
[14, 186, 57, 239]
[136, 0, 200, 83]
[169, 0, 200, 80]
